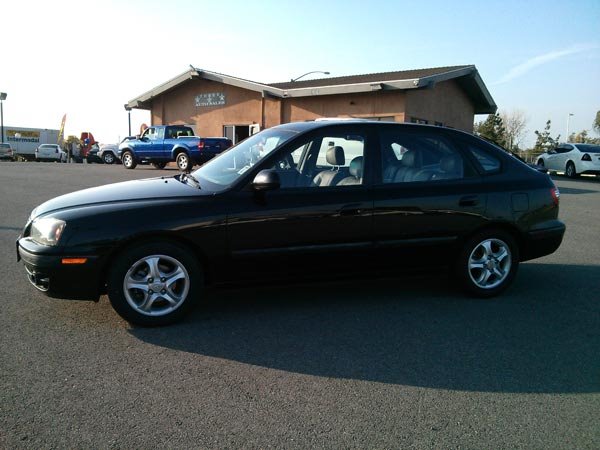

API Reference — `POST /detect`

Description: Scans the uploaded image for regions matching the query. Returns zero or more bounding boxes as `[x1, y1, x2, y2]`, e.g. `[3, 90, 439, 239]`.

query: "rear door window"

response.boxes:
[380, 129, 469, 183]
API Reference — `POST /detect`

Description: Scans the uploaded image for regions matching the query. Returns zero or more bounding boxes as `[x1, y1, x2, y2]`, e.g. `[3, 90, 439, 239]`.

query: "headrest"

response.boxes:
[349, 156, 363, 178]
[440, 155, 460, 173]
[326, 146, 345, 166]
[401, 150, 416, 167]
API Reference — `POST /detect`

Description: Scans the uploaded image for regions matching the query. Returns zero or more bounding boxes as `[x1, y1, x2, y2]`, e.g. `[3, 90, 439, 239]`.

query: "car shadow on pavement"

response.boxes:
[129, 263, 600, 394]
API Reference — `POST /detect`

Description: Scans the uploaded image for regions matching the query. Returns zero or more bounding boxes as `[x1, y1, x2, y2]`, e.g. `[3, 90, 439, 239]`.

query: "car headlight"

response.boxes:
[30, 217, 66, 246]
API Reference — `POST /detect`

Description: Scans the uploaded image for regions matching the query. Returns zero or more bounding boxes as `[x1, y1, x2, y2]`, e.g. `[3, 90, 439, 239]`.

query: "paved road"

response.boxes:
[1, 162, 598, 449]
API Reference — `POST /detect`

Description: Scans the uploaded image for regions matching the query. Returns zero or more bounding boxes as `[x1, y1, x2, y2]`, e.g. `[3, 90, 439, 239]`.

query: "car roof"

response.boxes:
[271, 119, 477, 141]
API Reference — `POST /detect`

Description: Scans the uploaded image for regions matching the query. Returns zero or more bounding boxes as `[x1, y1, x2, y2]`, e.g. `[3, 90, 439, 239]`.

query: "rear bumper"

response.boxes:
[522, 221, 566, 261]
[17, 239, 101, 301]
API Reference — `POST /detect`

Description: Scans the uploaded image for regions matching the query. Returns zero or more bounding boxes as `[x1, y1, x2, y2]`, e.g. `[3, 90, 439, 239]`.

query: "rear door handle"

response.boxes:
[340, 203, 364, 216]
[459, 196, 479, 207]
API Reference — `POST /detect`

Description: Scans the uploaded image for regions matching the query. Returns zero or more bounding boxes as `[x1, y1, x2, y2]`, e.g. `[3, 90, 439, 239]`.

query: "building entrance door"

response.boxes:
[223, 125, 258, 144]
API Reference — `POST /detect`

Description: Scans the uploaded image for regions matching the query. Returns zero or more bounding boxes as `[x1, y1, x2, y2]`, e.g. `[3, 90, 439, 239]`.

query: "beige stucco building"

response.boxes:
[126, 65, 496, 143]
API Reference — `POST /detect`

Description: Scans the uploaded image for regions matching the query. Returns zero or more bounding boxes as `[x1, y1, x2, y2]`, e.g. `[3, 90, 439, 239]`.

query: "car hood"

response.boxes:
[32, 176, 205, 218]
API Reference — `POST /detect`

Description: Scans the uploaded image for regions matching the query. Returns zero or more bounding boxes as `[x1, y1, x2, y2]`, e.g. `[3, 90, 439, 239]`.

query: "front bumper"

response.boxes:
[17, 238, 102, 301]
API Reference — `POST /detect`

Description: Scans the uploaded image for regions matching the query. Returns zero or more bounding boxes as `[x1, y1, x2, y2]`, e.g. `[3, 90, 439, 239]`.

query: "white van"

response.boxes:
[35, 144, 67, 162]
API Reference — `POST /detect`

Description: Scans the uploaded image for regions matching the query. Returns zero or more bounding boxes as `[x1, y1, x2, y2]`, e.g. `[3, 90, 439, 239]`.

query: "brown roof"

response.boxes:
[269, 65, 472, 90]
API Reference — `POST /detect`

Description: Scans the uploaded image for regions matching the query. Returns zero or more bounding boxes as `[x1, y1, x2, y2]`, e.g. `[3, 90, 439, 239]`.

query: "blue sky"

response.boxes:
[1, 0, 598, 146]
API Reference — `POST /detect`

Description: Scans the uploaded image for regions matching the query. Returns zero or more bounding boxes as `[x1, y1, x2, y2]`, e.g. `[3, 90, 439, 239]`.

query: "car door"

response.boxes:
[137, 127, 157, 158]
[225, 125, 375, 280]
[372, 126, 488, 266]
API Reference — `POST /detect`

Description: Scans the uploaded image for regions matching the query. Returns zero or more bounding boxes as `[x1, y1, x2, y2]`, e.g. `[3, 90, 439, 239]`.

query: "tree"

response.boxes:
[500, 109, 528, 151]
[474, 113, 507, 148]
[568, 129, 600, 144]
[594, 111, 600, 134]
[533, 120, 561, 155]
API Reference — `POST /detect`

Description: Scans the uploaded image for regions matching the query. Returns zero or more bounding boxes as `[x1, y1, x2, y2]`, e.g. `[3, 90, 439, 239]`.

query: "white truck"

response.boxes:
[6, 127, 60, 161]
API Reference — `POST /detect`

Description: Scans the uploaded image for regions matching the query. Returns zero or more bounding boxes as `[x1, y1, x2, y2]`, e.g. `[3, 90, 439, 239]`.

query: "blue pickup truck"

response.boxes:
[118, 125, 232, 170]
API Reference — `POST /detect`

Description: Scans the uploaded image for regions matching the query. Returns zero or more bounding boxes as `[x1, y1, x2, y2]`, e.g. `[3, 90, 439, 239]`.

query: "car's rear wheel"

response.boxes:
[122, 151, 137, 169]
[456, 229, 519, 298]
[152, 162, 167, 169]
[107, 241, 202, 326]
[176, 152, 191, 171]
[565, 161, 577, 178]
[103, 152, 115, 164]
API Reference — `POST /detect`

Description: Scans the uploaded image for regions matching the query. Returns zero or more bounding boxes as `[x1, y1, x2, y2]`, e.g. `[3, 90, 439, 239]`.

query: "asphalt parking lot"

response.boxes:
[1, 162, 598, 449]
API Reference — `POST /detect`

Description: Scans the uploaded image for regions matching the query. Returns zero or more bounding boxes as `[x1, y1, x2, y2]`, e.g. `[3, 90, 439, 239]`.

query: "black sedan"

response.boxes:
[17, 121, 565, 326]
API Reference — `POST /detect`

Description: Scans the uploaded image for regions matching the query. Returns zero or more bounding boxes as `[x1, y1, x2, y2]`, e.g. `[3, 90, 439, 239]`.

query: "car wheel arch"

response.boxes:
[458, 222, 525, 255]
[99, 233, 212, 291]
[172, 147, 189, 158]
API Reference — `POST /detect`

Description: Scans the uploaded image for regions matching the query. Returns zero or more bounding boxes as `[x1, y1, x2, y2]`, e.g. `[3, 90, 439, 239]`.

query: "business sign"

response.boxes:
[195, 92, 226, 107]
[7, 129, 40, 143]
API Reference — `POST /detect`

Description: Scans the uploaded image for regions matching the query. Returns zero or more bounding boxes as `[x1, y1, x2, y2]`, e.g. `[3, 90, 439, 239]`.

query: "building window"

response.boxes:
[410, 117, 428, 125]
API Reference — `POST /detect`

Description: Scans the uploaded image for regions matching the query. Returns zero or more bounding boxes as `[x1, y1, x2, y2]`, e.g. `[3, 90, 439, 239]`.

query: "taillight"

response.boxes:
[198, 140, 205, 150]
[581, 153, 591, 161]
[551, 187, 560, 206]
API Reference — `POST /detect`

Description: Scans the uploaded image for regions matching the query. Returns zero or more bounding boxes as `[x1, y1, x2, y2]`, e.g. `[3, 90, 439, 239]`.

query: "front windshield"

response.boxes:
[192, 128, 298, 192]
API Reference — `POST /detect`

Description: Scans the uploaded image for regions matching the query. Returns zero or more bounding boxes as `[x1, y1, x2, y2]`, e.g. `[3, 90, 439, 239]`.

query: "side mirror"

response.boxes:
[252, 169, 280, 191]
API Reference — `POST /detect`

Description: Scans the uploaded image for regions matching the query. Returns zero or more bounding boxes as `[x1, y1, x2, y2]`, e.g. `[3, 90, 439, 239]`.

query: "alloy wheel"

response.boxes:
[467, 238, 512, 289]
[123, 254, 190, 317]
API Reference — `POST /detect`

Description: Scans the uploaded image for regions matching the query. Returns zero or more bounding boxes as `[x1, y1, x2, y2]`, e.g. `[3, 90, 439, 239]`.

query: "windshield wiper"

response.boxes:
[179, 172, 201, 189]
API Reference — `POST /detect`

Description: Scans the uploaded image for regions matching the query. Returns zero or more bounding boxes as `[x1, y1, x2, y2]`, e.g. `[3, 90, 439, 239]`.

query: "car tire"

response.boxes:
[565, 161, 578, 178]
[107, 241, 202, 326]
[152, 162, 167, 169]
[537, 159, 544, 167]
[455, 229, 519, 298]
[122, 151, 137, 169]
[103, 152, 115, 164]
[176, 152, 191, 171]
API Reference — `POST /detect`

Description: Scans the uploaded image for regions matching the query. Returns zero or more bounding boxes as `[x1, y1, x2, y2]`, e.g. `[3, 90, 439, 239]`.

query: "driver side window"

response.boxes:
[270, 133, 366, 189]
[142, 128, 156, 140]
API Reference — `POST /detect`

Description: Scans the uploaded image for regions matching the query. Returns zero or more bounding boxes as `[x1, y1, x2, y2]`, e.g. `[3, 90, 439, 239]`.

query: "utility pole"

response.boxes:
[566, 113, 574, 142]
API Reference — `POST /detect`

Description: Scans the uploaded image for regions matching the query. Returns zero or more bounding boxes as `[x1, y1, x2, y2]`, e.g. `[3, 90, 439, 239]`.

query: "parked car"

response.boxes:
[118, 125, 232, 170]
[85, 144, 102, 164]
[537, 143, 600, 178]
[98, 143, 120, 164]
[35, 144, 67, 162]
[0, 142, 15, 161]
[17, 120, 565, 326]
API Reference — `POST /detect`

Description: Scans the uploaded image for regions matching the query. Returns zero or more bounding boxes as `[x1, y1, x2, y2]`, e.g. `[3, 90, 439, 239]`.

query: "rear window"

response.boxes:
[577, 144, 600, 153]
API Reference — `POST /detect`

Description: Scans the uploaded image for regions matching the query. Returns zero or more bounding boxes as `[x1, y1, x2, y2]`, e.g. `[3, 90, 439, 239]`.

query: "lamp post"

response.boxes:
[290, 71, 330, 82]
[124, 105, 132, 137]
[14, 132, 21, 158]
[0, 92, 6, 143]
[566, 113, 574, 142]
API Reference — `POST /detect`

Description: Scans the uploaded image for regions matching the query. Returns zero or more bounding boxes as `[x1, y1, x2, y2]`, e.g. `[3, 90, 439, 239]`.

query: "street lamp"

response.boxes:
[124, 104, 132, 137]
[290, 71, 330, 82]
[566, 113, 574, 142]
[0, 92, 7, 143]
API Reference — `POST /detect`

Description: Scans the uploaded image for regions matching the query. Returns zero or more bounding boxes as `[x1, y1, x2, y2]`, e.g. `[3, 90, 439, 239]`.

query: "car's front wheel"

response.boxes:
[537, 159, 544, 167]
[122, 151, 137, 169]
[176, 152, 191, 171]
[456, 229, 519, 298]
[107, 241, 202, 326]
[103, 152, 115, 164]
